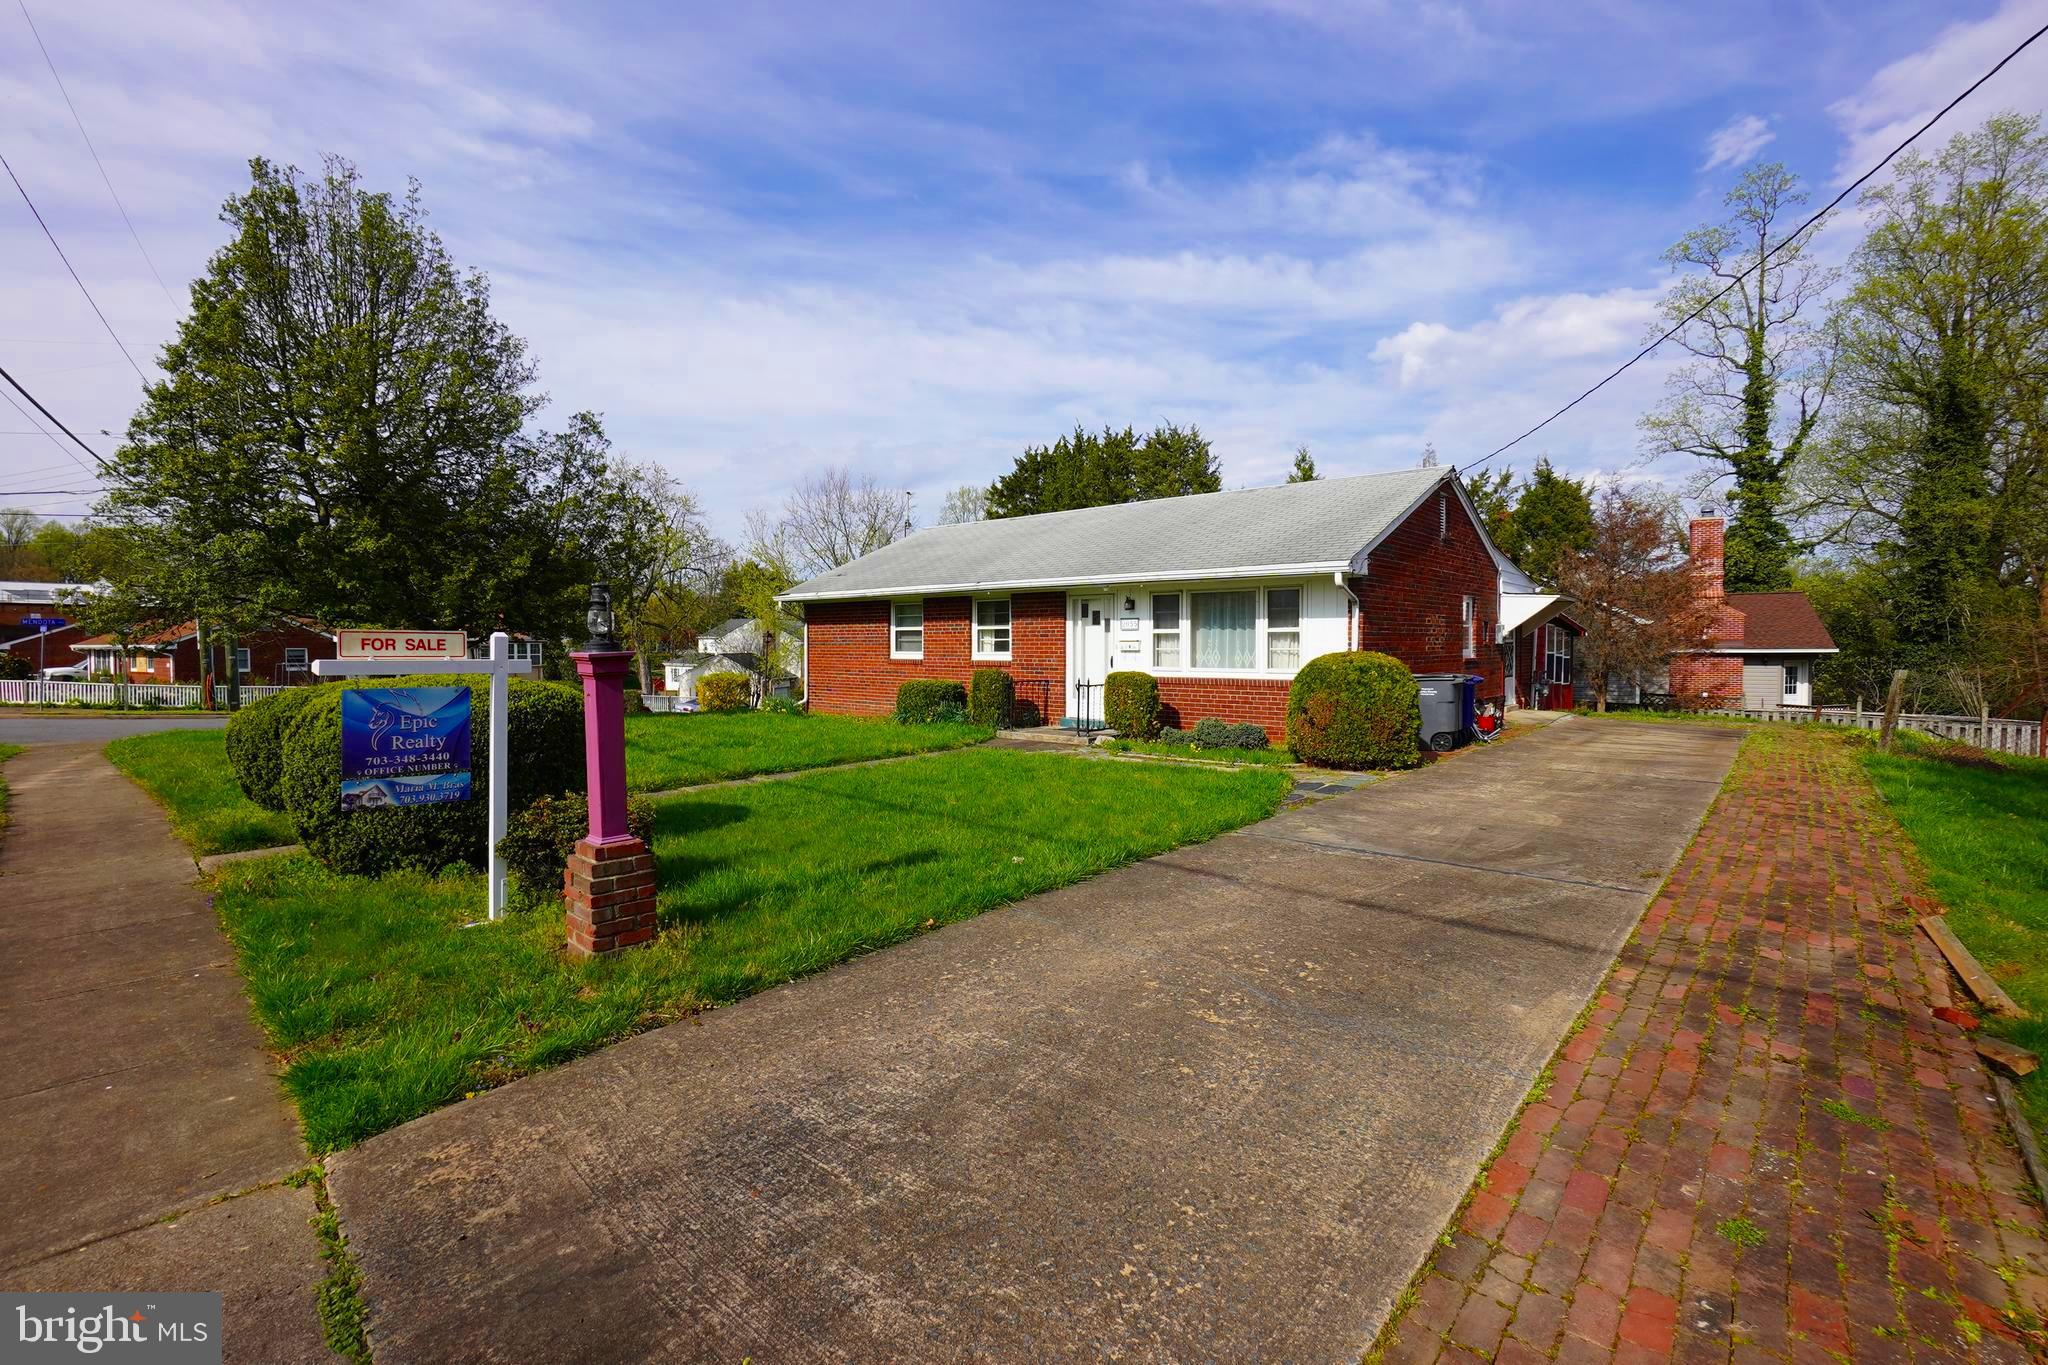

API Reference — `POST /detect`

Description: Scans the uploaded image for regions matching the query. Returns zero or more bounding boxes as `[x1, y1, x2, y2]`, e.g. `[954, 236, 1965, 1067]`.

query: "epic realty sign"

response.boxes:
[338, 629, 467, 661]
[340, 686, 472, 809]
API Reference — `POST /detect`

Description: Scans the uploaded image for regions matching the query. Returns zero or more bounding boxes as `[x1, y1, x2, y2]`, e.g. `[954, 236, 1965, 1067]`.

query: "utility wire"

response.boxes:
[16, 1, 173, 304]
[1466, 18, 2048, 470]
[1, 153, 148, 383]
[0, 360, 109, 471]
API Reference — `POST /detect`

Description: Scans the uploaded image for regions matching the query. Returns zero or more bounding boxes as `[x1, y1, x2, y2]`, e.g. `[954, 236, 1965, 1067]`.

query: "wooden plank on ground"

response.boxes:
[1977, 1037, 2041, 1078]
[1922, 916, 2026, 1019]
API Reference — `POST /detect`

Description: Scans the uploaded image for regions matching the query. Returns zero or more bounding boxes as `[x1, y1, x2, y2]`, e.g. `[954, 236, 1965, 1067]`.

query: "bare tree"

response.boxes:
[747, 468, 915, 580]
[0, 509, 45, 578]
[591, 460, 722, 690]
[937, 484, 986, 525]
[1555, 485, 1716, 712]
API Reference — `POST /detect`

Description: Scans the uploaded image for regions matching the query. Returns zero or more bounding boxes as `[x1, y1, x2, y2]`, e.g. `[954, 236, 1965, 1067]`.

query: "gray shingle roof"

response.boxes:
[781, 467, 1450, 601]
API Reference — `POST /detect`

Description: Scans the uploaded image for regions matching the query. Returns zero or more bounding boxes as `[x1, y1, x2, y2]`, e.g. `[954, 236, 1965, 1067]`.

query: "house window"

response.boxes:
[284, 647, 309, 671]
[235, 647, 251, 676]
[1783, 664, 1801, 698]
[1462, 595, 1478, 658]
[1265, 587, 1301, 671]
[973, 598, 1012, 659]
[1151, 592, 1181, 668]
[891, 600, 924, 659]
[1192, 590, 1255, 669]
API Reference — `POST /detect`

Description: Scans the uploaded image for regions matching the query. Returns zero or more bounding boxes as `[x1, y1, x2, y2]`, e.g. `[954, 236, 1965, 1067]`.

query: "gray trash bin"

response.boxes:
[1413, 672, 1468, 752]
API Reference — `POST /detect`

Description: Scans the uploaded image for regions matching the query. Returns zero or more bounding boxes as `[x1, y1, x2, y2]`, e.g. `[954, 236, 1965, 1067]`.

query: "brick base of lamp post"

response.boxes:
[567, 642, 656, 958]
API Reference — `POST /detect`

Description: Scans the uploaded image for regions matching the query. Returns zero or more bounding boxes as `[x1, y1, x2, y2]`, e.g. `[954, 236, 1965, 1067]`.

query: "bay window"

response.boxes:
[1150, 592, 1181, 668]
[974, 597, 1012, 659]
[1191, 590, 1256, 670]
[1265, 588, 1300, 670]
[891, 600, 924, 659]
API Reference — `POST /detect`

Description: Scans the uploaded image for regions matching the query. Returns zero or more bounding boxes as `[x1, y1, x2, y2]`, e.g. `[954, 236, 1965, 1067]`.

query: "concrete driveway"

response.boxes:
[330, 718, 1740, 1362]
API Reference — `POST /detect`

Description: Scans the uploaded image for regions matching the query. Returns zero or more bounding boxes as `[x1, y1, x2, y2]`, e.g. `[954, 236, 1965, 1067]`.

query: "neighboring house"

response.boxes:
[71, 619, 337, 684]
[779, 467, 1525, 738]
[1498, 564, 1586, 713]
[468, 632, 544, 669]
[0, 580, 97, 673]
[662, 616, 799, 703]
[1668, 514, 1837, 709]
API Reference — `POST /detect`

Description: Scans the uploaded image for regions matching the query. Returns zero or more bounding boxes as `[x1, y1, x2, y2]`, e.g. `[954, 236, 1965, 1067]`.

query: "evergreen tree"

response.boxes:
[1464, 466, 1515, 548]
[1288, 446, 1318, 482]
[986, 423, 1220, 518]
[1503, 460, 1595, 585]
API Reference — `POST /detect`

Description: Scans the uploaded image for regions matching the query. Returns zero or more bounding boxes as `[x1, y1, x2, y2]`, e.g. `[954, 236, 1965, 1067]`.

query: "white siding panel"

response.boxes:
[1302, 576, 1349, 663]
[1741, 662, 1783, 710]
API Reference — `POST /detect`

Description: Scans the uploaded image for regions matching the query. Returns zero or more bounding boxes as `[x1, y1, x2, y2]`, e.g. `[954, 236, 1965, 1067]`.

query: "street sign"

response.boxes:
[340, 686, 473, 809]
[314, 633, 533, 921]
[21, 615, 64, 632]
[337, 628, 467, 661]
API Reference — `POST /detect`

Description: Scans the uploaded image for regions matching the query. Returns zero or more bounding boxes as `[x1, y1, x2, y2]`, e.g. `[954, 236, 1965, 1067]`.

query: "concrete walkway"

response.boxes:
[1374, 725, 2048, 1364]
[0, 743, 334, 1362]
[331, 718, 1740, 1361]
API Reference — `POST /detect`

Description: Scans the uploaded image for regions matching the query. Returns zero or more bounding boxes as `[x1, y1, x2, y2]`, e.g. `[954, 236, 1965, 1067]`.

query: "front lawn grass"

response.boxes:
[1860, 740, 2048, 1129]
[216, 748, 1290, 1150]
[0, 742, 23, 835]
[624, 710, 991, 791]
[105, 729, 296, 856]
[1099, 736, 1298, 766]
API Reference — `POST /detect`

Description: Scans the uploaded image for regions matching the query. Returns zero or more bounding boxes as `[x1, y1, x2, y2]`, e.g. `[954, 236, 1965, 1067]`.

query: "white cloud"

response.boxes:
[1700, 114, 1774, 172]
[1370, 287, 1662, 391]
[1828, 0, 2048, 182]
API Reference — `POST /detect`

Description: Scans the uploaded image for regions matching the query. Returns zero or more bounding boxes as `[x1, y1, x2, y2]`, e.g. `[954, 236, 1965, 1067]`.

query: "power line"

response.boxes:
[1466, 18, 2048, 470]
[0, 360, 108, 471]
[0, 153, 148, 383]
[16, 1, 173, 304]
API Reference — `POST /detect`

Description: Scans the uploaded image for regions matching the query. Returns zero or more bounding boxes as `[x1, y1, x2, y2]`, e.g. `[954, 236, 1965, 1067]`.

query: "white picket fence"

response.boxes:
[1709, 705, 2044, 757]
[0, 680, 293, 709]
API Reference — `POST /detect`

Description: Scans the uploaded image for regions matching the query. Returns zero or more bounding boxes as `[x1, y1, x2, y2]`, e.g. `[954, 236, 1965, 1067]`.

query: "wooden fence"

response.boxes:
[1707, 704, 2044, 757]
[0, 680, 293, 709]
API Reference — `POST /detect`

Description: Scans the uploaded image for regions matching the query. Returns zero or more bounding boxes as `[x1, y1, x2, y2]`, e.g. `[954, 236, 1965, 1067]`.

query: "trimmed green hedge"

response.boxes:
[1285, 651, 1420, 769]
[224, 686, 324, 811]
[1104, 671, 1160, 738]
[498, 791, 657, 908]
[697, 673, 750, 712]
[968, 669, 1013, 728]
[895, 679, 967, 724]
[280, 673, 585, 876]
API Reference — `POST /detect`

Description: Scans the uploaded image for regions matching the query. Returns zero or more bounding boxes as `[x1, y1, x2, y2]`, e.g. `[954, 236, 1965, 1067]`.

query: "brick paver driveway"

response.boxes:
[1375, 726, 2048, 1364]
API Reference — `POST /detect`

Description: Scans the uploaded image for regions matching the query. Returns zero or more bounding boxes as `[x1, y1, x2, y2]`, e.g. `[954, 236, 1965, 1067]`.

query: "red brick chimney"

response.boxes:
[1689, 512, 1725, 606]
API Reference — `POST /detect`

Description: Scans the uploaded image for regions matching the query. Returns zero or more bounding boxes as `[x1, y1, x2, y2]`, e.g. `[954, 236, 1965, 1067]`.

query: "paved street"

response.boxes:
[0, 714, 229, 744]
[331, 718, 1740, 1361]
[0, 743, 334, 1363]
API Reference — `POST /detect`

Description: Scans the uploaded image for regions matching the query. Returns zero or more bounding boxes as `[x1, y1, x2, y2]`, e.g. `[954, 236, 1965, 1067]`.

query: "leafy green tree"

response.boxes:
[1287, 446, 1318, 482]
[585, 457, 720, 690]
[1642, 164, 1836, 592]
[986, 422, 1220, 518]
[1464, 466, 1515, 550]
[96, 156, 610, 644]
[938, 484, 986, 524]
[1502, 459, 1594, 585]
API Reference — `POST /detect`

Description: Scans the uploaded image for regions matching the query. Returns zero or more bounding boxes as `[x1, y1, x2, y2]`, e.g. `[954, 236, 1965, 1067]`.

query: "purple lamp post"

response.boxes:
[565, 583, 657, 956]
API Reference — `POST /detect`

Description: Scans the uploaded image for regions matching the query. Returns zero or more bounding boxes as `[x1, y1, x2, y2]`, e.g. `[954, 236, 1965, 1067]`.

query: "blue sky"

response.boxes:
[4, 0, 2046, 543]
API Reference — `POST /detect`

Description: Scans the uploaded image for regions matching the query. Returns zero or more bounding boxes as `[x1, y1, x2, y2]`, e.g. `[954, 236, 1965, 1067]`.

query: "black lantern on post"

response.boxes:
[584, 582, 619, 652]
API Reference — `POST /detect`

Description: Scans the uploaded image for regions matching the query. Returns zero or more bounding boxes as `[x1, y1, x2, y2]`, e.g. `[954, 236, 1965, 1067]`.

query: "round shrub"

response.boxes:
[498, 791, 657, 908]
[697, 673, 751, 712]
[224, 686, 325, 811]
[1103, 671, 1160, 738]
[1191, 716, 1231, 748]
[968, 669, 1014, 727]
[280, 673, 585, 877]
[895, 679, 966, 724]
[1285, 651, 1421, 770]
[1224, 722, 1270, 750]
[1154, 726, 1190, 747]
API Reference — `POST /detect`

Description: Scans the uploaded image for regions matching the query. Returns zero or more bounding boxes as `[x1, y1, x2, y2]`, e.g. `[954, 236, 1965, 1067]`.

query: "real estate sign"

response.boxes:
[338, 629, 468, 661]
[339, 686, 473, 809]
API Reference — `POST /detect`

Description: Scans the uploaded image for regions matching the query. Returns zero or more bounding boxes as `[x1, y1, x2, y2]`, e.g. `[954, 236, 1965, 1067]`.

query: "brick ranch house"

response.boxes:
[780, 467, 1578, 740]
[71, 618, 338, 684]
[1667, 513, 1837, 709]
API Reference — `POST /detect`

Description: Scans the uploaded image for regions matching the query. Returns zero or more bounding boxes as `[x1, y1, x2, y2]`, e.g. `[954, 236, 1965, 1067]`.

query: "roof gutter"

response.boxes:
[777, 560, 1353, 604]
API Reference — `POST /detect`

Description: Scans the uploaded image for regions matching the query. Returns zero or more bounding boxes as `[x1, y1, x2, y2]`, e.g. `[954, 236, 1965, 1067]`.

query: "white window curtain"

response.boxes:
[1266, 588, 1300, 670]
[1192, 590, 1255, 669]
[1151, 592, 1181, 668]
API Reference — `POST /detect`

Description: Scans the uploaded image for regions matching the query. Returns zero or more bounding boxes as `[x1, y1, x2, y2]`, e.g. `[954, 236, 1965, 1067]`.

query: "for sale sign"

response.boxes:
[339, 686, 472, 809]
[338, 629, 467, 661]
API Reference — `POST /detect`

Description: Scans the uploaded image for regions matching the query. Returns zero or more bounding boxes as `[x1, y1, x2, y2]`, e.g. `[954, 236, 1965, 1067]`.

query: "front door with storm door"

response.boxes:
[1069, 594, 1113, 729]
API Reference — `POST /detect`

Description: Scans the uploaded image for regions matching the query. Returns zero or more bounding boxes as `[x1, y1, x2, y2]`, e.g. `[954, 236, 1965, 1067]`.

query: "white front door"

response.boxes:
[1502, 626, 1518, 708]
[1782, 662, 1811, 707]
[1070, 594, 1112, 724]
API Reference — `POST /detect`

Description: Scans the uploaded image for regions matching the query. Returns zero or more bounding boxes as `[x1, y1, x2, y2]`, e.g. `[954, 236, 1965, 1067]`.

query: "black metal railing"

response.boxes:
[1072, 680, 1106, 739]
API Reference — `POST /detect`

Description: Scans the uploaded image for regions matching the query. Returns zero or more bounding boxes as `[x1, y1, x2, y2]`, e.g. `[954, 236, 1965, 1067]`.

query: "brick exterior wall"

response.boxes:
[804, 591, 1067, 724]
[1355, 485, 1504, 705]
[800, 478, 1507, 742]
[1670, 653, 1744, 708]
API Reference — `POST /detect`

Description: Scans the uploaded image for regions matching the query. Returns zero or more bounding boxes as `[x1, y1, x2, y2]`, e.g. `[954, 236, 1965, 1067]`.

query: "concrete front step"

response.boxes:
[994, 725, 1116, 746]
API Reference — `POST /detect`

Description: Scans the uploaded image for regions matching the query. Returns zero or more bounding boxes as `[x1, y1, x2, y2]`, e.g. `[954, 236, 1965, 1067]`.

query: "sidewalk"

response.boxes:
[0, 742, 334, 1363]
[1374, 725, 2048, 1364]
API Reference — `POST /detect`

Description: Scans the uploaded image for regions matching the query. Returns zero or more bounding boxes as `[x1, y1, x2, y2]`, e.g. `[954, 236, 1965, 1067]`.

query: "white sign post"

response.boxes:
[313, 630, 532, 919]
